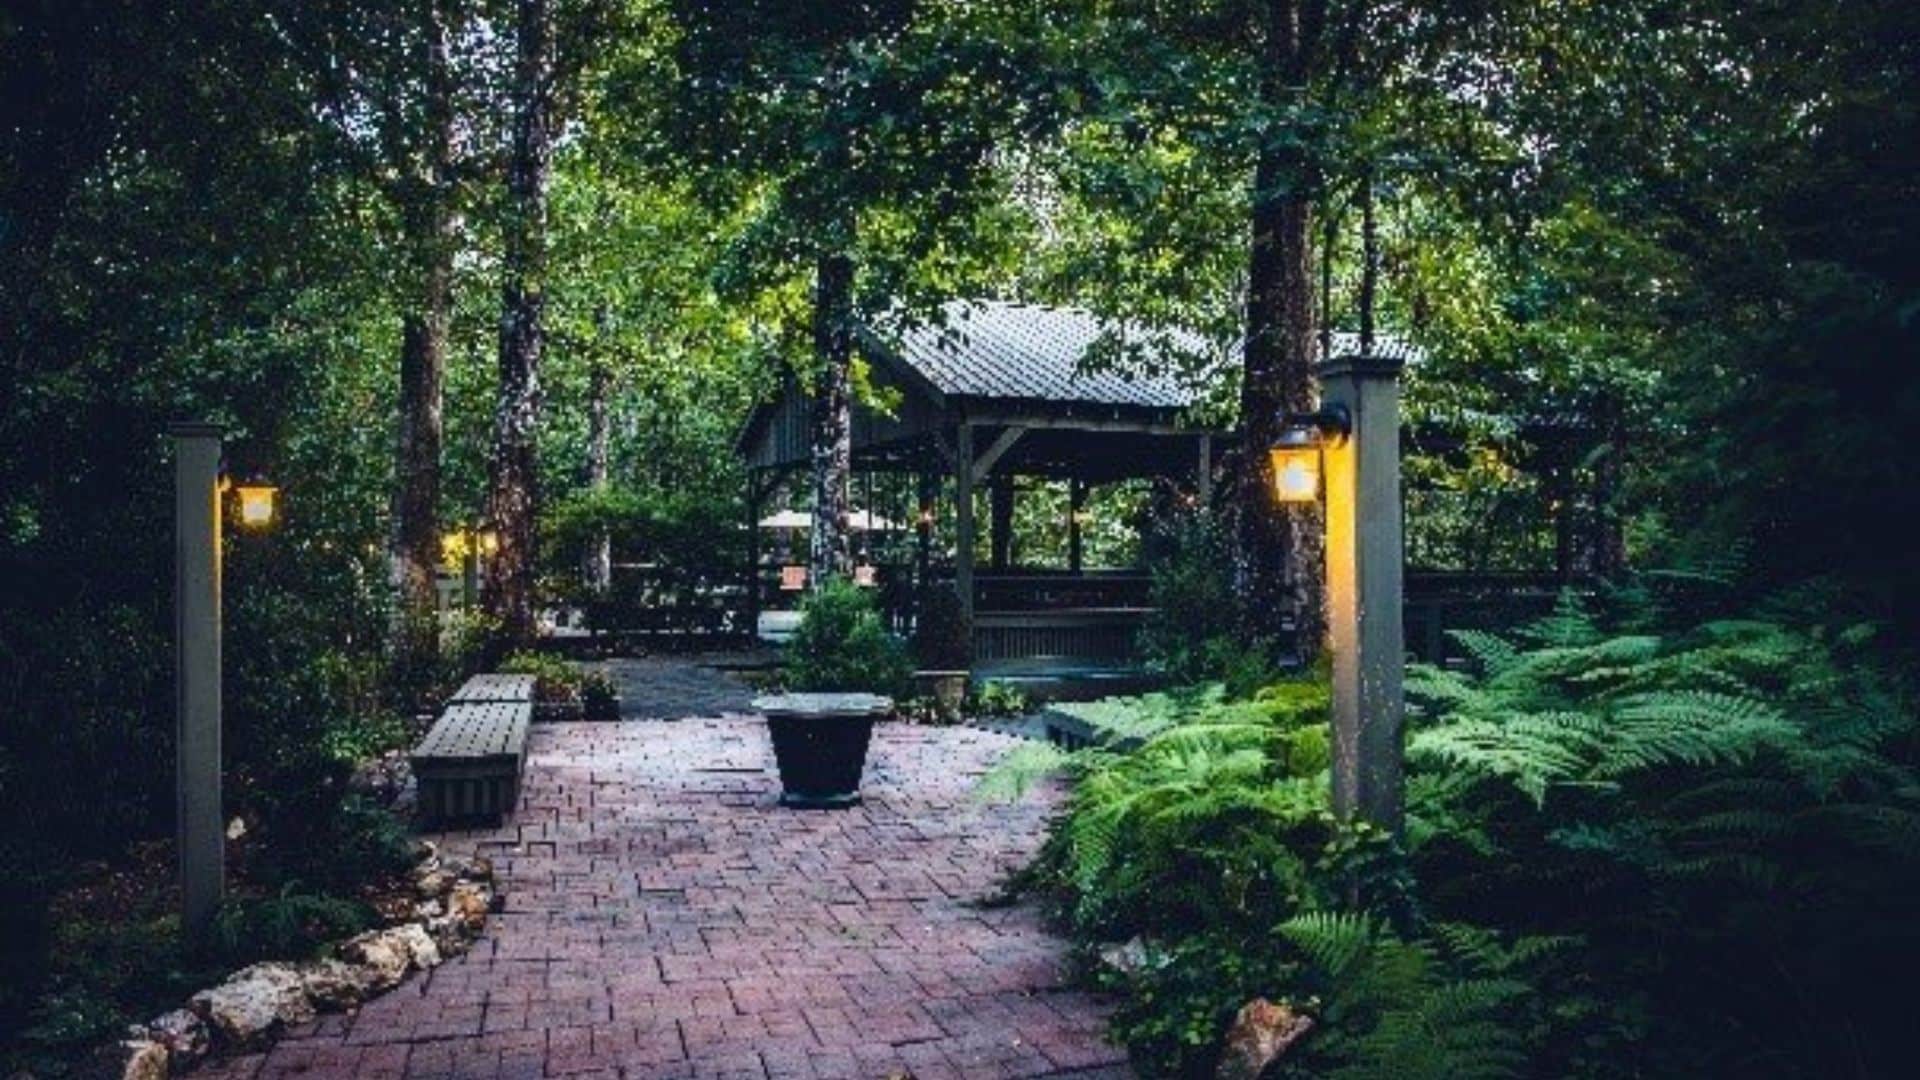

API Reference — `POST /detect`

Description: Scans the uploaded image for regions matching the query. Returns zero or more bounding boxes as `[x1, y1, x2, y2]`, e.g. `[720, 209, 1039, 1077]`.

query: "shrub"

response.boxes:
[969, 680, 1030, 718]
[499, 651, 585, 704]
[913, 584, 972, 670]
[1136, 506, 1292, 688]
[582, 670, 620, 721]
[212, 887, 376, 964]
[784, 580, 913, 697]
[995, 591, 1920, 1078]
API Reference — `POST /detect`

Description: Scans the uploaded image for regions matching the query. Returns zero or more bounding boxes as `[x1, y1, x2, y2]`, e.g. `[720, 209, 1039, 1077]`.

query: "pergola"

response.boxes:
[736, 300, 1228, 665]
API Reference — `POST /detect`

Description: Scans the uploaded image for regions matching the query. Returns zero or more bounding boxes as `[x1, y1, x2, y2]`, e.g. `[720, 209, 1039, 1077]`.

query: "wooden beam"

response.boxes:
[1196, 434, 1213, 505]
[1068, 478, 1085, 573]
[954, 424, 976, 622]
[969, 425, 1026, 484]
[990, 474, 1014, 570]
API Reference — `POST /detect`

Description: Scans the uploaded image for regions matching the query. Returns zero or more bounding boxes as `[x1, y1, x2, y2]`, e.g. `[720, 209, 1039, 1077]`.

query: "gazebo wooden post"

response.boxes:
[744, 471, 766, 639]
[1196, 433, 1214, 505]
[915, 469, 936, 597]
[954, 423, 976, 621]
[989, 474, 1014, 570]
[1068, 478, 1086, 573]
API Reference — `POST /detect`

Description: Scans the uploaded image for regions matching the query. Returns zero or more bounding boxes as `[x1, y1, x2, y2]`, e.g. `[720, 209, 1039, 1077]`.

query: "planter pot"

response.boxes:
[584, 694, 622, 722]
[753, 693, 893, 809]
[533, 700, 584, 723]
[914, 670, 970, 722]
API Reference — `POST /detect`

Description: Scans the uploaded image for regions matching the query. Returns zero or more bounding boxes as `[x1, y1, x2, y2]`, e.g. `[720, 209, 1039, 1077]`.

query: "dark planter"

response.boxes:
[753, 693, 893, 809]
[533, 699, 584, 723]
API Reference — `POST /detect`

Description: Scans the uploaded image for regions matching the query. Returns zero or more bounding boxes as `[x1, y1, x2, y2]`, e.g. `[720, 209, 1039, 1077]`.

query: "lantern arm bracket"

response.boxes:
[1276, 405, 1352, 446]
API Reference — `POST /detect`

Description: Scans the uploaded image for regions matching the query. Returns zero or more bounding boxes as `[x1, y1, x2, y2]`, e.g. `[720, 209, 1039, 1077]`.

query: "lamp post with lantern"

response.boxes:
[1270, 352, 1408, 832]
[170, 423, 278, 940]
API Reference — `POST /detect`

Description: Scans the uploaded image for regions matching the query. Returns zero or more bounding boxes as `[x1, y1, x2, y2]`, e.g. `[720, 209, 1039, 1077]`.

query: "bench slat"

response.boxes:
[415, 701, 532, 759]
[448, 673, 536, 705]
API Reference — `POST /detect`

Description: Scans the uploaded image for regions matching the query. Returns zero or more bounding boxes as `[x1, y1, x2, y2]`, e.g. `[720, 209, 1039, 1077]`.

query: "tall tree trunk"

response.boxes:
[808, 242, 855, 587]
[1240, 0, 1325, 658]
[1592, 395, 1629, 578]
[389, 0, 457, 671]
[1359, 170, 1378, 354]
[583, 354, 612, 594]
[485, 0, 556, 646]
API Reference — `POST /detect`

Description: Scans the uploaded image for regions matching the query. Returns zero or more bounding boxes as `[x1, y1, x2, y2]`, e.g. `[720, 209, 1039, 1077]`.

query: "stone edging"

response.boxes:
[86, 843, 499, 1080]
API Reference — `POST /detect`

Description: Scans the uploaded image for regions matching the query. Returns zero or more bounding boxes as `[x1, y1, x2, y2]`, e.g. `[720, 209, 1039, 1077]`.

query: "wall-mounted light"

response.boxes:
[1268, 407, 1351, 505]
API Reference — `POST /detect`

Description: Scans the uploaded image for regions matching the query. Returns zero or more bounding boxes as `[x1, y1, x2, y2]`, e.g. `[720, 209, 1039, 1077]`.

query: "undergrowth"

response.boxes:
[986, 584, 1920, 1077]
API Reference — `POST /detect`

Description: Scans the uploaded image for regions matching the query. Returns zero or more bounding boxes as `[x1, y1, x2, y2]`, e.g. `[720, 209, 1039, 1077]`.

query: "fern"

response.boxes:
[1277, 914, 1538, 1080]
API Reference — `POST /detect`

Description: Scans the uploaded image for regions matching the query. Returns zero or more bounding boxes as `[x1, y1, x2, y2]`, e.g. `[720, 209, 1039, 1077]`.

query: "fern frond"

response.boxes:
[1278, 910, 1374, 976]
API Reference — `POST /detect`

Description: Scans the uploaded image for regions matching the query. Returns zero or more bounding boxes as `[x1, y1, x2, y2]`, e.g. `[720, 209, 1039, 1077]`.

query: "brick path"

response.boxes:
[198, 709, 1129, 1079]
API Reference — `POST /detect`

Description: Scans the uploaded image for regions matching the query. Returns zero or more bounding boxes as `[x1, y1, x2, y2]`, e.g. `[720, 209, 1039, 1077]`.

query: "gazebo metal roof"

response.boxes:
[873, 300, 1214, 411]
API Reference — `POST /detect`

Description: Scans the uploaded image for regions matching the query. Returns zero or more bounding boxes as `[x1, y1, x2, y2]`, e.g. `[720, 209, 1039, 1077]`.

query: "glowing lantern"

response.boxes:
[233, 482, 279, 529]
[1268, 440, 1322, 504]
[1268, 407, 1351, 506]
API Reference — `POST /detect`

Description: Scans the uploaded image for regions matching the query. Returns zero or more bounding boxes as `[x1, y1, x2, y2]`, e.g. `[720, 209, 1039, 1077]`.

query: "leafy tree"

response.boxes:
[656, 0, 1073, 586]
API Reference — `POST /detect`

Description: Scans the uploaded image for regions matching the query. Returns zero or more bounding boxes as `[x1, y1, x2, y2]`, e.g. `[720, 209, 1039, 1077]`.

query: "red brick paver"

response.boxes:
[197, 716, 1130, 1080]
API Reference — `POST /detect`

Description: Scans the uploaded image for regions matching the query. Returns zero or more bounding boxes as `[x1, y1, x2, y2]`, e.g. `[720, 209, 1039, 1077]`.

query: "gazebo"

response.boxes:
[737, 300, 1228, 670]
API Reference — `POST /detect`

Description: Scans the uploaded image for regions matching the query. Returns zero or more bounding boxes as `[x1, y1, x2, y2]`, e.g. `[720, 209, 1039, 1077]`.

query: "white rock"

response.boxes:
[189, 962, 314, 1046]
[413, 868, 455, 899]
[446, 882, 491, 932]
[300, 958, 379, 1010]
[389, 922, 442, 969]
[142, 1008, 209, 1065]
[338, 930, 410, 990]
[439, 853, 492, 881]
[426, 914, 471, 956]
[82, 1038, 167, 1080]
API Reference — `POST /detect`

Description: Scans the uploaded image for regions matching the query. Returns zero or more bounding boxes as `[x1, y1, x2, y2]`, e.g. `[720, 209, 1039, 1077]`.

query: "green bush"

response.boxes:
[913, 584, 972, 670]
[499, 651, 585, 704]
[969, 680, 1030, 718]
[212, 887, 376, 964]
[784, 580, 913, 697]
[1137, 507, 1244, 683]
[995, 592, 1920, 1078]
[582, 670, 620, 721]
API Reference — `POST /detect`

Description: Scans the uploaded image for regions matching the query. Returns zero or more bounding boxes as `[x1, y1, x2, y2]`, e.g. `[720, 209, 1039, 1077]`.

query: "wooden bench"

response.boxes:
[447, 673, 536, 705]
[411, 700, 532, 825]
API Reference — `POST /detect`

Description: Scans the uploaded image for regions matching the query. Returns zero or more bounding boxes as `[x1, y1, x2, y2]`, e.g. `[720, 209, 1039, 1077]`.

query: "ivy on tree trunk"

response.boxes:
[809, 244, 855, 587]
[388, 0, 457, 669]
[584, 355, 612, 595]
[1238, 0, 1325, 659]
[486, 0, 556, 646]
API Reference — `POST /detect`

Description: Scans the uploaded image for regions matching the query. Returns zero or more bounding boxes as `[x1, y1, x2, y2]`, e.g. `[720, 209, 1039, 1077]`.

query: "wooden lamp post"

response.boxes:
[1272, 351, 1408, 831]
[170, 423, 278, 940]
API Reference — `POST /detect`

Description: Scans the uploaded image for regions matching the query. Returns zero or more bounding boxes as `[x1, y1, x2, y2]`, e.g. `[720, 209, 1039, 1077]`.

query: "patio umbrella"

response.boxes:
[758, 508, 901, 532]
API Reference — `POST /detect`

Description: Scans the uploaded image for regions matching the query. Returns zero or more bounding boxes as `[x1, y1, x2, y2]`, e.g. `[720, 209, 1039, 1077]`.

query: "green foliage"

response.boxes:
[581, 669, 620, 722]
[968, 680, 1029, 719]
[1136, 507, 1251, 684]
[211, 887, 376, 965]
[783, 580, 913, 697]
[499, 651, 586, 704]
[912, 584, 972, 671]
[1007, 591, 1920, 1076]
[1400, 596, 1920, 1075]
